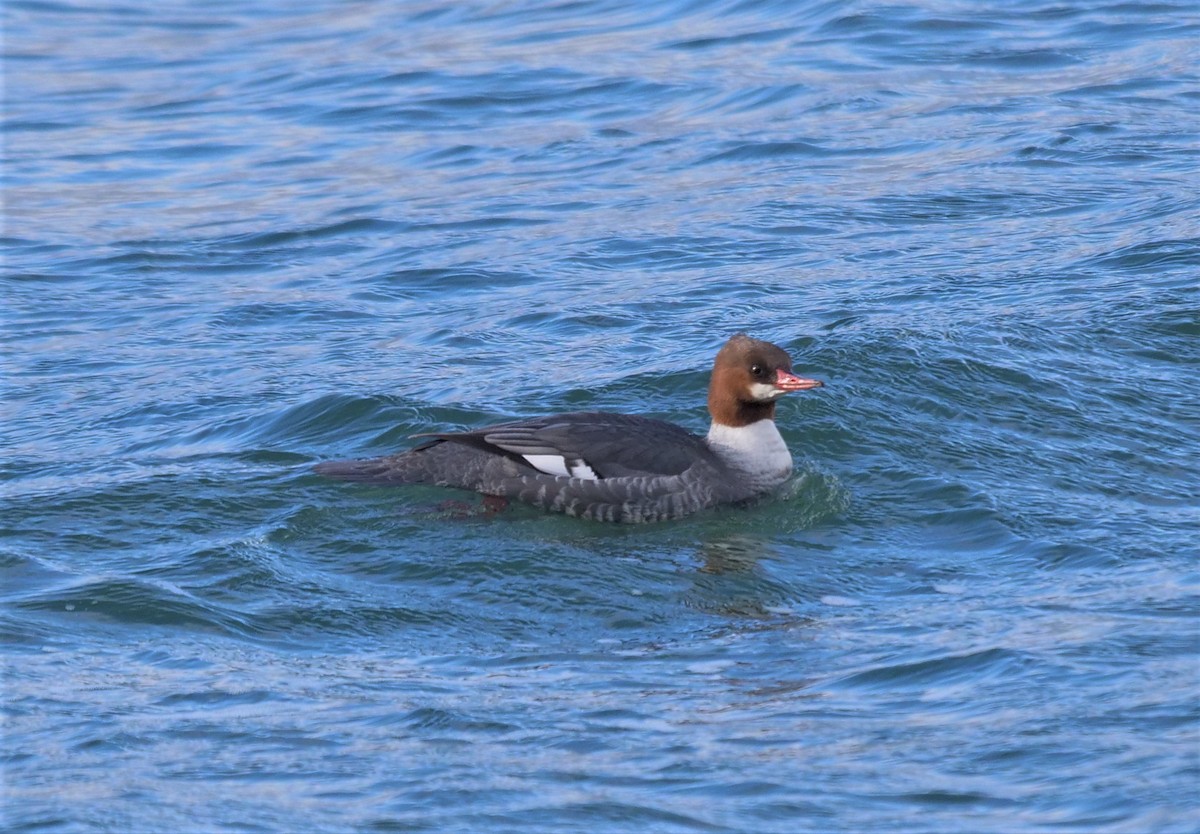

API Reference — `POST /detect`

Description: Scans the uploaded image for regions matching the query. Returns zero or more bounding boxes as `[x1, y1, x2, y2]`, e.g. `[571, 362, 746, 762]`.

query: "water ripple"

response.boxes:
[4, 0, 1198, 831]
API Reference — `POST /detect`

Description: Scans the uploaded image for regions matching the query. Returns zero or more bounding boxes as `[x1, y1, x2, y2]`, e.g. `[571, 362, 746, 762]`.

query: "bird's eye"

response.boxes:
[750, 364, 765, 378]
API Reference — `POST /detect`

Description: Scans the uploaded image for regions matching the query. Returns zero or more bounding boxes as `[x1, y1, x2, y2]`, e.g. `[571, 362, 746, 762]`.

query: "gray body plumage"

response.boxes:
[314, 411, 764, 523]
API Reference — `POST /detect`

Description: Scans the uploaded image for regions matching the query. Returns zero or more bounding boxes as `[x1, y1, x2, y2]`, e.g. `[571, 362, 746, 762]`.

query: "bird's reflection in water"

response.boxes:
[698, 533, 777, 574]
[685, 533, 803, 620]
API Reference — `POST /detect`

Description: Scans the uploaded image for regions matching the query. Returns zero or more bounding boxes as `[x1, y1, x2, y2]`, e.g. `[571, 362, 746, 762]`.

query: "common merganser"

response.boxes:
[315, 334, 823, 523]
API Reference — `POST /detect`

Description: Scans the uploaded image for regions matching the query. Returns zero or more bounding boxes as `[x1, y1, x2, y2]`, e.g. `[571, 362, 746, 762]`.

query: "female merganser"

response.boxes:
[315, 334, 823, 523]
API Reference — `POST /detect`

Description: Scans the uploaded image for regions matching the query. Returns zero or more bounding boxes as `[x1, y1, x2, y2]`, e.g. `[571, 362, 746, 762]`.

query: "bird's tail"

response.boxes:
[313, 456, 409, 485]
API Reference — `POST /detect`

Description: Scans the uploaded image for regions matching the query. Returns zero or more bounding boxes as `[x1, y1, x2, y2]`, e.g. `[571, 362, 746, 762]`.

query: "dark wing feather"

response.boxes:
[427, 412, 711, 478]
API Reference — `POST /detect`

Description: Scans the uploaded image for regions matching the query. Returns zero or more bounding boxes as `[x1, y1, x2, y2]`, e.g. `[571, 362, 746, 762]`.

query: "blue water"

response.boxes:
[4, 0, 1199, 831]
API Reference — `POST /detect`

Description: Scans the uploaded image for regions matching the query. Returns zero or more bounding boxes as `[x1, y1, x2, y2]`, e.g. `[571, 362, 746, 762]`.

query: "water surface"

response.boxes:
[3, 1, 1199, 831]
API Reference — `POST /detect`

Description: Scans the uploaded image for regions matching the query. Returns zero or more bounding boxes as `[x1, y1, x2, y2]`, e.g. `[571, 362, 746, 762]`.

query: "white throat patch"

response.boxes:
[747, 382, 785, 401]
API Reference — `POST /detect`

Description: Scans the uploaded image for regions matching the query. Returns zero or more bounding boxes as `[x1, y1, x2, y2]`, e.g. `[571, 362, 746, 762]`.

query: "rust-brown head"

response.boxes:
[706, 333, 823, 427]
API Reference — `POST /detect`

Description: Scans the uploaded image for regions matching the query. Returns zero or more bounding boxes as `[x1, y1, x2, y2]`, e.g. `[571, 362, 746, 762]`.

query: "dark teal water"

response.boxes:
[4, 1, 1199, 831]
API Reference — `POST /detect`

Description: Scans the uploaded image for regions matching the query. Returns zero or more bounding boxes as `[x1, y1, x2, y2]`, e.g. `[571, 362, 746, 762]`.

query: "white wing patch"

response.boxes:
[522, 454, 600, 481]
[522, 454, 570, 477]
[568, 459, 599, 481]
